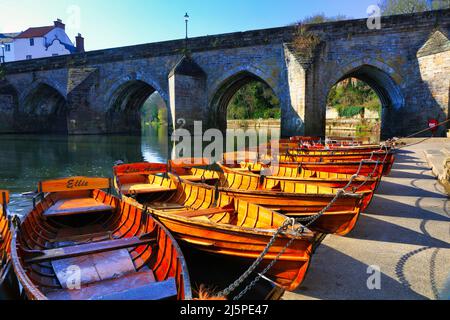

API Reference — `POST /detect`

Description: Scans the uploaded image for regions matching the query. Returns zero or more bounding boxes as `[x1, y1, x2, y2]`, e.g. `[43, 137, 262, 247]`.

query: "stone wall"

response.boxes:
[0, 10, 449, 137]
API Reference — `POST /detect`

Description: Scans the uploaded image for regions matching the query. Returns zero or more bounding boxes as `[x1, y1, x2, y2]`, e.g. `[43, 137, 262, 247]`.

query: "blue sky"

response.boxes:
[0, 0, 380, 51]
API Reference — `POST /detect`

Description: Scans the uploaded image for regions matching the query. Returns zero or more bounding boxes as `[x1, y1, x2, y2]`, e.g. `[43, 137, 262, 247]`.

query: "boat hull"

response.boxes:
[154, 213, 314, 291]
[218, 188, 363, 236]
[0, 261, 21, 300]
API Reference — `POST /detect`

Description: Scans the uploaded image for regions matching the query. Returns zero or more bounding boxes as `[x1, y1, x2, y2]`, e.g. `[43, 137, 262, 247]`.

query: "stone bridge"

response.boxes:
[1, 10, 449, 138]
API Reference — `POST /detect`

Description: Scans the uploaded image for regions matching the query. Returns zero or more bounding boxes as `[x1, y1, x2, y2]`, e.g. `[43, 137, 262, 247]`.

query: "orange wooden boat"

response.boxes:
[278, 152, 394, 166]
[223, 150, 394, 176]
[278, 160, 391, 176]
[116, 174, 319, 292]
[236, 161, 381, 191]
[214, 165, 371, 235]
[11, 177, 191, 300]
[0, 190, 19, 299]
[113, 159, 220, 196]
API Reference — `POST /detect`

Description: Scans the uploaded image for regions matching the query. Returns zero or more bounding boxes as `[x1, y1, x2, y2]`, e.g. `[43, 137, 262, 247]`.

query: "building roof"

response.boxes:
[15, 26, 55, 39]
[0, 33, 20, 44]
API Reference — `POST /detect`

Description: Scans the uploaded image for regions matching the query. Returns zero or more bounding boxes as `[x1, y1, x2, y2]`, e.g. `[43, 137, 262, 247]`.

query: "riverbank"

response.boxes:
[227, 119, 280, 129]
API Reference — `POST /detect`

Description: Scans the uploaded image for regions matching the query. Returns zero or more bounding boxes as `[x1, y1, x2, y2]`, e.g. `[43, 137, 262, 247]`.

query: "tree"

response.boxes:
[379, 0, 449, 15]
[227, 82, 281, 120]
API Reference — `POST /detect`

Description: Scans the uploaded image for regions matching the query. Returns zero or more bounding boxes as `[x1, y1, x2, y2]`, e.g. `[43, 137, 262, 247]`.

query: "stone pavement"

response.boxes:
[284, 138, 450, 300]
[424, 139, 450, 195]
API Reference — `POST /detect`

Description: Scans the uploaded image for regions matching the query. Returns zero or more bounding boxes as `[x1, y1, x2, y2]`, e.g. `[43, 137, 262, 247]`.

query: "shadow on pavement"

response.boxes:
[366, 195, 449, 222]
[347, 214, 450, 249]
[375, 180, 447, 198]
[294, 244, 428, 300]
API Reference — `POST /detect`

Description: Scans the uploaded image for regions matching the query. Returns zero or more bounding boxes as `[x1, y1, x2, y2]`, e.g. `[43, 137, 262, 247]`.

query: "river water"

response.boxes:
[0, 126, 172, 215]
[1, 124, 374, 216]
[0, 125, 282, 216]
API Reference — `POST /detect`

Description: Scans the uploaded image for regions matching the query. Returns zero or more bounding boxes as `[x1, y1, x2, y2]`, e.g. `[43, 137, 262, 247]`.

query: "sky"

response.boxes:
[0, 0, 381, 51]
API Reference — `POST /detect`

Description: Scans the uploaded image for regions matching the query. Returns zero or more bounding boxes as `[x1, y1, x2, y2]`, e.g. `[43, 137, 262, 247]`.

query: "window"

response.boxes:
[26, 55, 32, 60]
[5, 44, 10, 52]
[30, 38, 34, 46]
[52, 54, 58, 57]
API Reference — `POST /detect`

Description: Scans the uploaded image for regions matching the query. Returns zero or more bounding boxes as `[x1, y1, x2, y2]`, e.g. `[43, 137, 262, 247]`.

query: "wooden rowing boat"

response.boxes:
[237, 161, 381, 191]
[11, 177, 192, 300]
[278, 160, 390, 176]
[0, 190, 20, 299]
[169, 158, 220, 184]
[116, 175, 318, 292]
[214, 165, 371, 235]
[222, 150, 394, 176]
[113, 159, 220, 196]
[278, 151, 394, 166]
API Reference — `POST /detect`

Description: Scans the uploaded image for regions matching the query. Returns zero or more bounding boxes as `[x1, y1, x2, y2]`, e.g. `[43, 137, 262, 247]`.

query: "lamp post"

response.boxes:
[0, 44, 5, 64]
[184, 12, 189, 53]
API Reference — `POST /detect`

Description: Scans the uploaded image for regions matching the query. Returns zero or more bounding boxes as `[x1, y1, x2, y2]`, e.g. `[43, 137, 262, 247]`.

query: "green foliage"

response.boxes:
[292, 25, 322, 62]
[300, 13, 350, 24]
[379, 0, 449, 15]
[227, 82, 281, 120]
[141, 93, 167, 125]
[336, 106, 364, 118]
[328, 79, 382, 118]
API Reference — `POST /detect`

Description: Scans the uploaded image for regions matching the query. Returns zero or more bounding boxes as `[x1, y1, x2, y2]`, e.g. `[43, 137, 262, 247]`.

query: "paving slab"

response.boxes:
[284, 139, 450, 300]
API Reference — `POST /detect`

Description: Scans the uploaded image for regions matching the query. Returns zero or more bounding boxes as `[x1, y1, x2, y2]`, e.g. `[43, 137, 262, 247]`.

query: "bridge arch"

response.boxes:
[0, 80, 19, 133]
[208, 66, 281, 133]
[20, 82, 68, 133]
[105, 77, 170, 134]
[323, 60, 405, 139]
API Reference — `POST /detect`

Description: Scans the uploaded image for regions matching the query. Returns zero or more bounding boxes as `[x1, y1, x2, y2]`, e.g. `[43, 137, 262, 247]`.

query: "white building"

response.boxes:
[0, 33, 19, 63]
[0, 19, 84, 63]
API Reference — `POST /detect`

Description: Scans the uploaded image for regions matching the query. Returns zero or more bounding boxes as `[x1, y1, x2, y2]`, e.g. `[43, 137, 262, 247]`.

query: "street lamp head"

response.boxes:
[184, 12, 189, 22]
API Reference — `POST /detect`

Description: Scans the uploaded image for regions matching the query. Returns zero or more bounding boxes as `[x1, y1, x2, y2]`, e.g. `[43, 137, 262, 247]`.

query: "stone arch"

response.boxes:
[19, 78, 67, 104]
[323, 59, 405, 139]
[208, 66, 281, 133]
[20, 82, 68, 133]
[105, 76, 170, 134]
[0, 80, 20, 133]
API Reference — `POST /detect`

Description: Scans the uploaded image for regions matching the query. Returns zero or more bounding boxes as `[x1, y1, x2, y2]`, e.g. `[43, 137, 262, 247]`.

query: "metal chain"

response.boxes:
[215, 218, 295, 298]
[218, 146, 393, 299]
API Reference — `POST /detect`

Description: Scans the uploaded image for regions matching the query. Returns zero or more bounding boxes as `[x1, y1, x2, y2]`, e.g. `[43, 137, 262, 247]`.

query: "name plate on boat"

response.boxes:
[0, 190, 9, 205]
[114, 163, 168, 176]
[38, 177, 111, 193]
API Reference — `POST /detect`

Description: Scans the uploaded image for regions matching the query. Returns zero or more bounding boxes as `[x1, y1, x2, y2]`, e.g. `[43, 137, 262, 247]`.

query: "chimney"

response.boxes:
[54, 19, 65, 30]
[76, 33, 85, 53]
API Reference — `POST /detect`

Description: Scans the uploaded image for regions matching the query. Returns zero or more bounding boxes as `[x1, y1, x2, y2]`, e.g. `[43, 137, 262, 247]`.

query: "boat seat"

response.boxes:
[179, 175, 218, 182]
[24, 236, 157, 264]
[46, 268, 177, 300]
[120, 183, 177, 195]
[94, 277, 177, 300]
[44, 197, 114, 218]
[174, 207, 235, 218]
